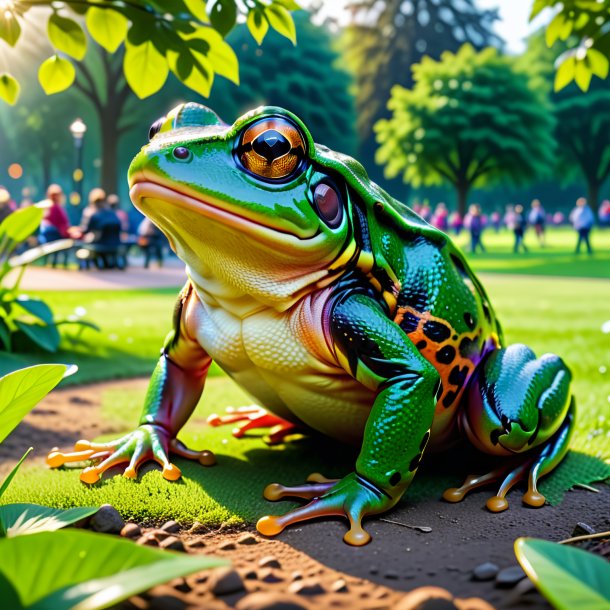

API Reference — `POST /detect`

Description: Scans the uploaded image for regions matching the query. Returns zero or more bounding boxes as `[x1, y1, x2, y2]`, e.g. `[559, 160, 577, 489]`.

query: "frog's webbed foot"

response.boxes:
[206, 405, 298, 445]
[257, 472, 394, 546]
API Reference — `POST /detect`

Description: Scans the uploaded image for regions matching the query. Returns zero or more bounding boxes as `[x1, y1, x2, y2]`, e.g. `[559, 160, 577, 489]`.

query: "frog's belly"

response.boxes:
[193, 291, 374, 445]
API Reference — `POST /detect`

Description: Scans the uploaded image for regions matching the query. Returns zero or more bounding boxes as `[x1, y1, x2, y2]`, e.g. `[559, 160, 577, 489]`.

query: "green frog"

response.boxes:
[48, 103, 575, 546]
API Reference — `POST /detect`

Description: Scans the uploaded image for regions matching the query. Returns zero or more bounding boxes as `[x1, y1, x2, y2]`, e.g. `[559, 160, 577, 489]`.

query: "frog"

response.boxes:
[47, 103, 575, 546]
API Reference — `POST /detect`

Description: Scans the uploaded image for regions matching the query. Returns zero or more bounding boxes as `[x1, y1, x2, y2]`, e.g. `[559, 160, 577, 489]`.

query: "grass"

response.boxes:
[453, 226, 610, 278]
[2, 274, 609, 526]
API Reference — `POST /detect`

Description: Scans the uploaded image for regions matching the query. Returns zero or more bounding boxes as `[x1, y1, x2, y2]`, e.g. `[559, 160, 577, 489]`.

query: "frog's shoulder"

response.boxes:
[313, 145, 447, 247]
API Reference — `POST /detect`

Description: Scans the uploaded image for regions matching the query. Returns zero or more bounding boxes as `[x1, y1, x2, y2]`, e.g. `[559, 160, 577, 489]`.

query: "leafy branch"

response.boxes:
[0, 0, 300, 105]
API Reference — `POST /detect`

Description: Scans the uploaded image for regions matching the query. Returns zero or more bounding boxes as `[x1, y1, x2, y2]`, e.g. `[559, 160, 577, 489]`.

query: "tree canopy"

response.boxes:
[0, 0, 300, 105]
[375, 44, 556, 215]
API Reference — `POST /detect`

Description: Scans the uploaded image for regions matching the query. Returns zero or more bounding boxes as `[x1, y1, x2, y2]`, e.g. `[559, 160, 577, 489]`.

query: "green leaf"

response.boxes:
[274, 0, 302, 10]
[574, 59, 593, 91]
[38, 55, 75, 95]
[85, 7, 129, 53]
[247, 8, 269, 45]
[207, 0, 237, 37]
[587, 48, 610, 79]
[0, 571, 22, 610]
[0, 364, 68, 443]
[515, 538, 610, 610]
[554, 55, 576, 91]
[0, 318, 10, 350]
[0, 530, 227, 609]
[545, 13, 565, 48]
[0, 12, 21, 46]
[0, 504, 98, 537]
[0, 449, 32, 500]
[15, 297, 54, 325]
[0, 73, 20, 105]
[0, 206, 43, 243]
[265, 4, 296, 44]
[168, 47, 214, 97]
[191, 27, 239, 84]
[184, 0, 208, 22]
[47, 14, 87, 60]
[14, 321, 61, 353]
[8, 239, 74, 268]
[124, 39, 169, 99]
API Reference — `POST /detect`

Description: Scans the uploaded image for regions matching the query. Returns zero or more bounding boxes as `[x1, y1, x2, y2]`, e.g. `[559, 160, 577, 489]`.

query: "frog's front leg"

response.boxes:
[257, 292, 440, 546]
[47, 283, 214, 483]
[443, 344, 575, 511]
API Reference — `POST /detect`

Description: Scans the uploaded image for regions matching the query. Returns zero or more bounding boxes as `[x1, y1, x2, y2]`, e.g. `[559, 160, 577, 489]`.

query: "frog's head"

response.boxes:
[129, 102, 366, 307]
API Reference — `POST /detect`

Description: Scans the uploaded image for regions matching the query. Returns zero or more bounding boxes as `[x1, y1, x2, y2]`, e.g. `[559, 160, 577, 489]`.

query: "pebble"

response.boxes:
[495, 566, 526, 588]
[238, 533, 259, 545]
[137, 534, 159, 547]
[259, 568, 284, 583]
[187, 539, 206, 549]
[288, 580, 325, 596]
[331, 578, 348, 593]
[235, 592, 310, 610]
[151, 529, 171, 541]
[208, 567, 246, 595]
[148, 595, 186, 610]
[90, 504, 125, 534]
[384, 571, 399, 580]
[219, 541, 237, 551]
[160, 536, 186, 552]
[571, 522, 596, 536]
[161, 520, 181, 533]
[120, 523, 141, 538]
[472, 562, 499, 581]
[259, 555, 282, 569]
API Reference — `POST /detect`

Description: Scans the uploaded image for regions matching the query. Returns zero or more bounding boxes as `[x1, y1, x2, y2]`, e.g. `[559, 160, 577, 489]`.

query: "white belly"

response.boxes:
[190, 282, 374, 444]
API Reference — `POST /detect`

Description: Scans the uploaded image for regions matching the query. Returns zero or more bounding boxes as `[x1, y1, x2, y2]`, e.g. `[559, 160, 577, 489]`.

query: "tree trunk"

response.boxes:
[456, 182, 469, 217]
[100, 117, 119, 195]
[587, 180, 600, 215]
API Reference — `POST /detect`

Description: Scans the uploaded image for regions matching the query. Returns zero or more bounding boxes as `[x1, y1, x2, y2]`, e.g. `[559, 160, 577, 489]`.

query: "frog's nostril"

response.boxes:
[173, 146, 191, 160]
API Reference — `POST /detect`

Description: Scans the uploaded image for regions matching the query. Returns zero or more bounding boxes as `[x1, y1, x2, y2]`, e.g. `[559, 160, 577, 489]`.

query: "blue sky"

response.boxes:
[308, 0, 551, 53]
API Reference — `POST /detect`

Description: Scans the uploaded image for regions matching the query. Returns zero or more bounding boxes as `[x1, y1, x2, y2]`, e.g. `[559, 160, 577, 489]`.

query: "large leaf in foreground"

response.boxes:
[0, 529, 228, 609]
[515, 537, 610, 610]
[0, 364, 68, 442]
[0, 504, 98, 537]
[0, 448, 32, 500]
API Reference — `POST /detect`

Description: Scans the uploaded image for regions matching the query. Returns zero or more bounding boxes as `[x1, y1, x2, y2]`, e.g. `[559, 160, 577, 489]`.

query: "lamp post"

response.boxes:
[69, 117, 87, 207]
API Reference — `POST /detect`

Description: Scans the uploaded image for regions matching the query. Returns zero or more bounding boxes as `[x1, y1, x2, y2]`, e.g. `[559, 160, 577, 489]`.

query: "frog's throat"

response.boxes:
[130, 181, 319, 251]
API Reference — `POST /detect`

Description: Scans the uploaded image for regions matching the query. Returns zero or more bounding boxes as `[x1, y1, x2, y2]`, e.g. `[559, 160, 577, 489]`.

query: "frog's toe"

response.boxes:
[169, 438, 216, 466]
[206, 405, 297, 443]
[46, 438, 121, 469]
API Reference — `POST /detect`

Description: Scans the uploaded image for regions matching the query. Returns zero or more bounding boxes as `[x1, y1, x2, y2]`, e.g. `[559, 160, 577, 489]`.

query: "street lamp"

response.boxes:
[69, 117, 87, 206]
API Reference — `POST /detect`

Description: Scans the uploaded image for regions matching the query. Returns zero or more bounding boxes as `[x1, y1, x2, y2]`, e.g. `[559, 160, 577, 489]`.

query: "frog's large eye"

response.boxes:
[237, 117, 306, 181]
[149, 117, 165, 141]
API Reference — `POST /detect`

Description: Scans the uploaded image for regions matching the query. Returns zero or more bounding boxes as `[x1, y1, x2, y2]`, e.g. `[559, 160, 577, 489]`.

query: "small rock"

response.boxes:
[369, 565, 379, 575]
[291, 571, 303, 581]
[161, 520, 181, 533]
[90, 504, 124, 534]
[472, 562, 499, 582]
[208, 567, 246, 595]
[148, 595, 186, 610]
[288, 580, 325, 596]
[384, 570, 399, 580]
[137, 534, 159, 547]
[260, 568, 284, 583]
[187, 539, 206, 549]
[571, 522, 596, 537]
[120, 523, 141, 539]
[236, 592, 310, 610]
[160, 536, 186, 552]
[238, 533, 259, 545]
[259, 555, 282, 569]
[172, 578, 191, 593]
[331, 578, 348, 593]
[495, 566, 526, 588]
[151, 529, 171, 541]
[219, 541, 237, 551]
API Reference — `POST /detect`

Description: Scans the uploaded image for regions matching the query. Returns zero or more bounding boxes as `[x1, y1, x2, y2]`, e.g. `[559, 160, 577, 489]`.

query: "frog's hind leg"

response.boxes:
[444, 344, 575, 512]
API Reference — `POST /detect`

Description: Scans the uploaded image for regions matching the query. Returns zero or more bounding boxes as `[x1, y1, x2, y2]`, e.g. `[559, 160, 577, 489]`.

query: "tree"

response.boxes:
[374, 44, 556, 215]
[533, 0, 610, 91]
[207, 11, 357, 155]
[553, 82, 610, 213]
[0, 0, 300, 105]
[341, 0, 501, 189]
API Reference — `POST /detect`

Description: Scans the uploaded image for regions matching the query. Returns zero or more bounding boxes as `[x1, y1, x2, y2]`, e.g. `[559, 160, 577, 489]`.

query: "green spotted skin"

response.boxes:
[53, 102, 576, 543]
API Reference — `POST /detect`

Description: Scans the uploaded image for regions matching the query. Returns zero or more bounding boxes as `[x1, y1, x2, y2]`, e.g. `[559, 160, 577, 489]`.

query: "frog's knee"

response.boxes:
[461, 345, 572, 455]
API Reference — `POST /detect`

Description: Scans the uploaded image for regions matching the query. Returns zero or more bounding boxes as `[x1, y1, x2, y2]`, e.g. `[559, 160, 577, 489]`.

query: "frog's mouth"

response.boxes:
[130, 180, 321, 252]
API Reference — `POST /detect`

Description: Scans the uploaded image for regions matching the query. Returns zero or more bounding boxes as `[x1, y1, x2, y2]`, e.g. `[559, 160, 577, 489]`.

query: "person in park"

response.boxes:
[107, 193, 130, 235]
[528, 199, 546, 247]
[512, 204, 529, 253]
[431, 202, 449, 232]
[464, 203, 485, 253]
[570, 197, 595, 255]
[39, 184, 70, 241]
[599, 200, 610, 227]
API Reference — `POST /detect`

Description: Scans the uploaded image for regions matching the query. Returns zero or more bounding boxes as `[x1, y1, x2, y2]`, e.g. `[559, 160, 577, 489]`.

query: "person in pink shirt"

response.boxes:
[40, 184, 70, 240]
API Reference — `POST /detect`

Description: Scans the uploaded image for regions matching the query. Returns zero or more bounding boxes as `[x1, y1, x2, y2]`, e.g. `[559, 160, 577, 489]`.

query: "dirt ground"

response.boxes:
[1, 379, 608, 610]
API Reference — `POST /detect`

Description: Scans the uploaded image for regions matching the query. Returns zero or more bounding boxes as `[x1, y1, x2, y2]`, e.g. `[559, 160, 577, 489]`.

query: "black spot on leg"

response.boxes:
[459, 337, 479, 359]
[464, 312, 476, 329]
[448, 365, 469, 389]
[423, 320, 451, 342]
[436, 345, 456, 364]
[389, 472, 401, 486]
[442, 390, 458, 408]
[416, 340, 427, 350]
[399, 311, 420, 334]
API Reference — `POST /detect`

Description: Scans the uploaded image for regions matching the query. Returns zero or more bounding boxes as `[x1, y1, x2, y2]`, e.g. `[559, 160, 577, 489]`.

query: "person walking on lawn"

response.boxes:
[570, 197, 595, 255]
[512, 204, 528, 253]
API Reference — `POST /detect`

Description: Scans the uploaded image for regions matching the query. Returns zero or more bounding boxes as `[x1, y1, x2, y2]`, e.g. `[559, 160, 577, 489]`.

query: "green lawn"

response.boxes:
[453, 226, 610, 278]
[2, 274, 609, 526]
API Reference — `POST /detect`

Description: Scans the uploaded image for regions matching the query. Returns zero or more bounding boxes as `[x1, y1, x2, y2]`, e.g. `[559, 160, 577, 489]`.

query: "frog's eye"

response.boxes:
[237, 117, 306, 181]
[312, 182, 343, 228]
[148, 117, 165, 141]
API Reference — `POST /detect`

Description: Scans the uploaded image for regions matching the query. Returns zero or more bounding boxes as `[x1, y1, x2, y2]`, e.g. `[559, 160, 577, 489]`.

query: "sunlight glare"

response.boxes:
[0, 0, 15, 12]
